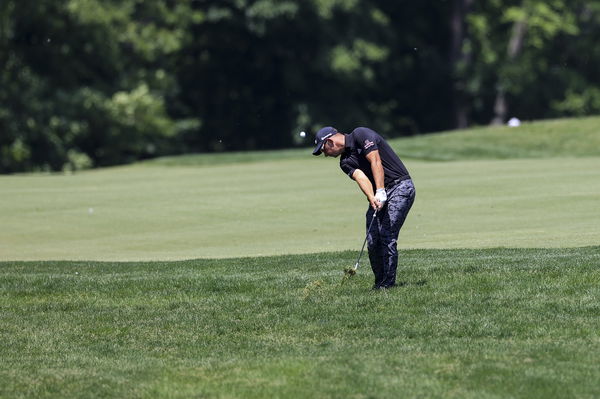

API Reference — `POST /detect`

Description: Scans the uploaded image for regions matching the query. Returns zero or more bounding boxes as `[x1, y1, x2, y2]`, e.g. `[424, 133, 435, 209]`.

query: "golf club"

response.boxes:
[344, 210, 377, 277]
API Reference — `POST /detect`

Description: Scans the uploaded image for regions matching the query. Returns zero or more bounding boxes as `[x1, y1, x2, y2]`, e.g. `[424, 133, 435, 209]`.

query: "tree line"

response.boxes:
[1, 0, 599, 173]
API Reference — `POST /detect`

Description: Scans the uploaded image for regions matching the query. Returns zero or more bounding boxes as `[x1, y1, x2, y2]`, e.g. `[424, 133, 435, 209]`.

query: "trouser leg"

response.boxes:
[379, 180, 416, 287]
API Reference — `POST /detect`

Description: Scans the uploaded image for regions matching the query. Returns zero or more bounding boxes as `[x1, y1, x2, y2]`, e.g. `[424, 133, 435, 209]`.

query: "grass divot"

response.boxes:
[340, 267, 357, 285]
[302, 279, 324, 299]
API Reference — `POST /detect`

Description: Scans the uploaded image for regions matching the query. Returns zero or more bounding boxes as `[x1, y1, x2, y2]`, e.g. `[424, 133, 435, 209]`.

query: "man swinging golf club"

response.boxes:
[313, 126, 416, 289]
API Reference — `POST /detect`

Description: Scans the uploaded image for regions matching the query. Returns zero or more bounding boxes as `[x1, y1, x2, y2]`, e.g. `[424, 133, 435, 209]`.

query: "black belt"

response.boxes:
[386, 176, 411, 190]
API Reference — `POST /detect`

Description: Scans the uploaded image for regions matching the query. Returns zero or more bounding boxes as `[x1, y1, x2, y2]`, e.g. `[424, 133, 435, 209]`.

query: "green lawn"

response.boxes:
[1, 248, 599, 398]
[391, 116, 600, 161]
[2, 117, 600, 398]
[1, 156, 599, 260]
[140, 116, 600, 167]
[3, 116, 599, 261]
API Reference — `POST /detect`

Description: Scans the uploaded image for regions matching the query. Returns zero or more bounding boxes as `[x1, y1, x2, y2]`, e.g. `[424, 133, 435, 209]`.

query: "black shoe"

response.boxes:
[372, 284, 392, 290]
[377, 282, 401, 289]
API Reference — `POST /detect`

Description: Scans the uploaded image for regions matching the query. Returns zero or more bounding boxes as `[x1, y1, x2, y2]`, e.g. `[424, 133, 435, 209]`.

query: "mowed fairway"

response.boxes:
[1, 157, 599, 260]
[2, 118, 600, 398]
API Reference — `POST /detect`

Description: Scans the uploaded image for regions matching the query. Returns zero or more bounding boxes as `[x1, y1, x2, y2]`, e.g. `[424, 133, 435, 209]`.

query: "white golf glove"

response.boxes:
[375, 188, 387, 206]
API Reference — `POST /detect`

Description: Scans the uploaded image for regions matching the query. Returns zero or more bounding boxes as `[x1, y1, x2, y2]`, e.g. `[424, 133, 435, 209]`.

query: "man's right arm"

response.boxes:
[352, 169, 381, 210]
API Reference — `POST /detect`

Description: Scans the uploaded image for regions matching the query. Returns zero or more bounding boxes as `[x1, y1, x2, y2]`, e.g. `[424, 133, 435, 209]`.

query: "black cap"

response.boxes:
[312, 126, 338, 156]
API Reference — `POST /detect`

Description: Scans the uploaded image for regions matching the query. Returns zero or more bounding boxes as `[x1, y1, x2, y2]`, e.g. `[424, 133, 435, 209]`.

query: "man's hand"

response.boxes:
[368, 196, 381, 210]
[374, 188, 387, 208]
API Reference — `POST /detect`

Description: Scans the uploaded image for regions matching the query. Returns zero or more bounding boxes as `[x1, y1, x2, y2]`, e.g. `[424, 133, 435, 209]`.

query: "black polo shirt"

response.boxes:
[339, 127, 411, 189]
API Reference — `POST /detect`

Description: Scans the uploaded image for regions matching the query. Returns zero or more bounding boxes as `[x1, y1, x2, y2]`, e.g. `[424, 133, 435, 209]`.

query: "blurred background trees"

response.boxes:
[1, 0, 599, 172]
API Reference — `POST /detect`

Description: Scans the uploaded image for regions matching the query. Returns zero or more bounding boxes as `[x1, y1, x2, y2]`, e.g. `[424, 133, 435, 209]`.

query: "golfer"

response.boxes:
[313, 126, 415, 289]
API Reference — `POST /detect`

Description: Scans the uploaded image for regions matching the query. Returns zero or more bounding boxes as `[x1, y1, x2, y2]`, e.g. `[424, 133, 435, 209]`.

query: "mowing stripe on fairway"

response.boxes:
[1, 157, 599, 261]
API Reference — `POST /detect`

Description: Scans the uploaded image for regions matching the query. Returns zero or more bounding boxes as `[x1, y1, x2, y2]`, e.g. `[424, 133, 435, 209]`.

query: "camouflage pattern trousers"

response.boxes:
[366, 179, 416, 288]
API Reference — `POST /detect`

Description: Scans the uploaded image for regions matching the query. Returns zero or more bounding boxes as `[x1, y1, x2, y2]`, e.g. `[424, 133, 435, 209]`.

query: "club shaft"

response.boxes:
[354, 211, 377, 269]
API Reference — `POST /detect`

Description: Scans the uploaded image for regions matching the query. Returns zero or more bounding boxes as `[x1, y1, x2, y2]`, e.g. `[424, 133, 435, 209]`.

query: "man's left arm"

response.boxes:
[365, 150, 387, 206]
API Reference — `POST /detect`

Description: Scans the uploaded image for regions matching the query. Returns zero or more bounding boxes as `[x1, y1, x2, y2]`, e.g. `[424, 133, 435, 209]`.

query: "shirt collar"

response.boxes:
[344, 133, 354, 152]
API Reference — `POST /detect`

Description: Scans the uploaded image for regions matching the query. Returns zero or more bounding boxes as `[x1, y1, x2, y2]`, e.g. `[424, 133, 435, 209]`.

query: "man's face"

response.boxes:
[322, 137, 344, 158]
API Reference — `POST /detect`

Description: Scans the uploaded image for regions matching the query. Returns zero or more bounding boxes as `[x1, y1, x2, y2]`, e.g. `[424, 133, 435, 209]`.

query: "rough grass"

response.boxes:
[141, 116, 600, 167]
[2, 247, 599, 398]
[392, 116, 600, 161]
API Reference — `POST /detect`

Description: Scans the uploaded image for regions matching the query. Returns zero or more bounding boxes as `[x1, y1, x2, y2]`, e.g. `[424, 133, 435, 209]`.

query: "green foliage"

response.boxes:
[1, 0, 600, 172]
[331, 39, 389, 78]
[313, 0, 360, 18]
[554, 88, 600, 115]
[0, 0, 197, 172]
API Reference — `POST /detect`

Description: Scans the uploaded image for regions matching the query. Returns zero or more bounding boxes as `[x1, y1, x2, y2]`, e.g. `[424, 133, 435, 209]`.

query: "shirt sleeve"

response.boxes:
[340, 159, 356, 179]
[353, 127, 379, 155]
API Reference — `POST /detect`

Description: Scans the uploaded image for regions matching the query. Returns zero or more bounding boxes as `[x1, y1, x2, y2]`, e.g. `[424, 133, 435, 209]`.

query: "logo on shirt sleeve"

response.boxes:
[363, 139, 375, 150]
